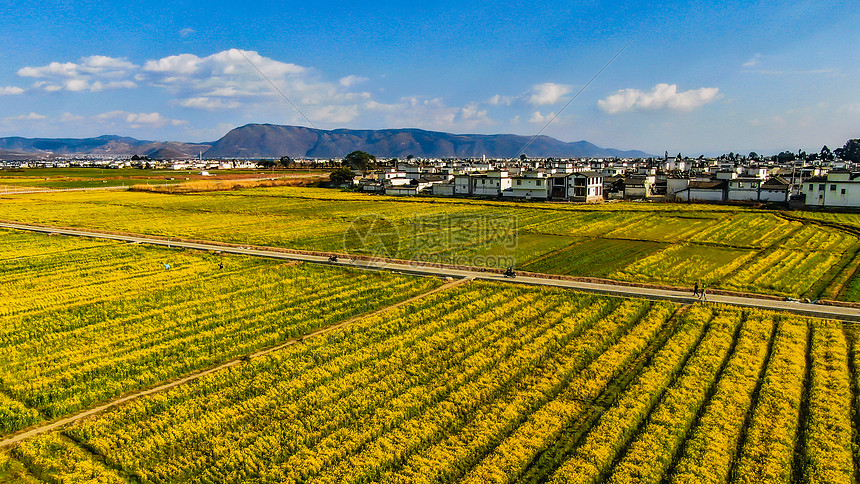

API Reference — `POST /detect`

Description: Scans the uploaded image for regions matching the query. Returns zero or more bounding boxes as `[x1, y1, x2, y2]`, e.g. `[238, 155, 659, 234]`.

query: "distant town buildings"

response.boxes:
[5, 150, 860, 209]
[348, 155, 860, 208]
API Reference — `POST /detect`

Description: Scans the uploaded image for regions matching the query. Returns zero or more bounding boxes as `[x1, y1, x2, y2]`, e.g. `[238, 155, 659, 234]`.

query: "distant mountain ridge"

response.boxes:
[203, 124, 650, 159]
[0, 125, 650, 159]
[0, 135, 211, 160]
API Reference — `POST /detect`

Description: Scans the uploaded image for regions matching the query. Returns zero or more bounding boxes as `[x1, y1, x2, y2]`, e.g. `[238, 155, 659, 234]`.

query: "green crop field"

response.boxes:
[1, 186, 859, 299]
[1, 221, 860, 483]
[0, 168, 327, 190]
[0, 229, 440, 436]
[2, 272, 859, 483]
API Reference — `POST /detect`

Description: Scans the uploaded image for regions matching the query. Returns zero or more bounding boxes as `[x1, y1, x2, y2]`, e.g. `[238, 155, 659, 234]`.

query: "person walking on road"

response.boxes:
[693, 282, 699, 297]
[700, 283, 707, 301]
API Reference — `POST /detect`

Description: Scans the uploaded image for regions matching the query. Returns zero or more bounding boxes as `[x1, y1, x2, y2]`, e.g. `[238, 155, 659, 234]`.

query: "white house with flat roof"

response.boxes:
[801, 171, 860, 207]
[504, 172, 548, 200]
[727, 177, 762, 201]
[568, 171, 604, 202]
[470, 171, 512, 197]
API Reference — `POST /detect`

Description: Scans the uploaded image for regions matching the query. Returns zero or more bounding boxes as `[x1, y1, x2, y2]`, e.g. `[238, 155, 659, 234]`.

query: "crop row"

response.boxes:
[547, 304, 715, 483]
[3, 188, 860, 298]
[13, 285, 657, 484]
[668, 312, 776, 483]
[5, 294, 860, 483]
[732, 319, 807, 483]
[0, 232, 439, 434]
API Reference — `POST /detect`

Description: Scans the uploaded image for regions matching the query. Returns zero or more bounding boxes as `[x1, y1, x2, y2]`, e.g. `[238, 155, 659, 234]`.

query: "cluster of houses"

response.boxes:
[354, 156, 860, 208]
[8, 152, 860, 209]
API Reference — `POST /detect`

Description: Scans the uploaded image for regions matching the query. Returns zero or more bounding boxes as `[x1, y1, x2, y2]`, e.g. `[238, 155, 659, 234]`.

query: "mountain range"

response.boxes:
[0, 135, 211, 160]
[0, 124, 650, 160]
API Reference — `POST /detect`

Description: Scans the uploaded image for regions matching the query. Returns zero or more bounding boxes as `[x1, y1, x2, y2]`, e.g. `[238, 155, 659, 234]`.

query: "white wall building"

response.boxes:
[504, 173, 549, 200]
[471, 171, 512, 197]
[569, 171, 604, 202]
[801, 171, 860, 207]
[727, 177, 762, 201]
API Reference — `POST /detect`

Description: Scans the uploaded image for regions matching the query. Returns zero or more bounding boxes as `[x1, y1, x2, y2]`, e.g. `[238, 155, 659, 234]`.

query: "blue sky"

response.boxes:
[0, 0, 857, 155]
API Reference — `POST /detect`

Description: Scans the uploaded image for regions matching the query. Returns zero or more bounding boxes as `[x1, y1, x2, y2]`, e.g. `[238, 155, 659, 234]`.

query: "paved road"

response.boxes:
[2, 221, 860, 322]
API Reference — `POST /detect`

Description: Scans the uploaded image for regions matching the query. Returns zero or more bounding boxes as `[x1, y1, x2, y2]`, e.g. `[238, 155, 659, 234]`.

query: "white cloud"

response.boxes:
[141, 49, 354, 111]
[460, 102, 493, 127]
[526, 83, 573, 106]
[143, 49, 306, 80]
[59, 112, 86, 123]
[487, 94, 513, 106]
[0, 86, 24, 95]
[18, 62, 79, 78]
[142, 53, 204, 76]
[487, 83, 573, 107]
[79, 55, 136, 72]
[18, 55, 138, 92]
[138, 49, 394, 127]
[6, 112, 46, 121]
[598, 83, 720, 114]
[96, 111, 186, 128]
[178, 97, 242, 110]
[179, 27, 196, 38]
[19, 56, 136, 78]
[5, 49, 503, 134]
[529, 111, 556, 124]
[64, 79, 90, 92]
[91, 80, 137, 91]
[339, 75, 368, 87]
[743, 53, 762, 68]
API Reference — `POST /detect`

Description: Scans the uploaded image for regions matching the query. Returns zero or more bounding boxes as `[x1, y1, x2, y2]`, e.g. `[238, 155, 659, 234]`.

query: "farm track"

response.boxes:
[2, 221, 859, 322]
[0, 277, 467, 449]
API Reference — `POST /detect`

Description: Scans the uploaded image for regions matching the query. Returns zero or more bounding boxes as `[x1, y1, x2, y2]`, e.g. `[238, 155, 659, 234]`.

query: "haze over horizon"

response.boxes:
[1, 0, 857, 156]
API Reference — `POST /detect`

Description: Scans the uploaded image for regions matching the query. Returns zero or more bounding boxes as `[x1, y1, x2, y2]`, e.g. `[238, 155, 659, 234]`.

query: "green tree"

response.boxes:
[342, 150, 377, 173]
[279, 156, 293, 168]
[257, 159, 277, 168]
[820, 145, 833, 161]
[329, 166, 356, 185]
[776, 151, 796, 163]
[834, 139, 860, 163]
